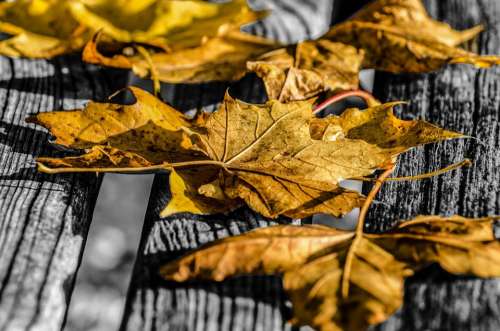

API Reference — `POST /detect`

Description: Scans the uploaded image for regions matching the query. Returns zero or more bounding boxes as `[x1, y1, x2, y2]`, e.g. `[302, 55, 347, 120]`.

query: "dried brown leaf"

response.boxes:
[247, 40, 364, 102]
[326, 0, 500, 72]
[161, 216, 500, 331]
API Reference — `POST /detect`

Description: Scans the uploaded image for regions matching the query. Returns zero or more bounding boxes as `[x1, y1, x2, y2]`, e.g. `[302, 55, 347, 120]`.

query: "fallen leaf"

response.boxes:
[160, 215, 500, 331]
[83, 29, 278, 83]
[0, 0, 268, 59]
[69, 0, 266, 49]
[326, 0, 500, 72]
[30, 88, 462, 219]
[78, 0, 277, 83]
[0, 0, 89, 57]
[247, 40, 364, 102]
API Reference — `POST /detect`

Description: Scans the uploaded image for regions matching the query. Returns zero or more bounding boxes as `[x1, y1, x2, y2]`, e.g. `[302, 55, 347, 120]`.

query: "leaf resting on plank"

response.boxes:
[160, 216, 500, 331]
[30, 87, 462, 219]
[247, 40, 365, 102]
[0, 0, 268, 59]
[68, 0, 266, 49]
[326, 0, 500, 72]
[247, 0, 500, 102]
[83, 29, 278, 83]
[79, 0, 277, 83]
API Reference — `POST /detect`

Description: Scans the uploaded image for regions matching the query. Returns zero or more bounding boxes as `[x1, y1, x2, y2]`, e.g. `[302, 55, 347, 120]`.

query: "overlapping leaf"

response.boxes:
[83, 29, 278, 83]
[27, 86, 195, 164]
[309, 102, 462, 150]
[69, 0, 266, 48]
[30, 87, 462, 219]
[0, 0, 88, 58]
[160, 216, 500, 331]
[78, 0, 278, 83]
[0, 0, 271, 60]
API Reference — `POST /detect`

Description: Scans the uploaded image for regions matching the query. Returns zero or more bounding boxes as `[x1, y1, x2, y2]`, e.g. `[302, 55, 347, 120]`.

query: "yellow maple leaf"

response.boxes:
[0, 0, 88, 57]
[29, 87, 462, 219]
[0, 0, 269, 59]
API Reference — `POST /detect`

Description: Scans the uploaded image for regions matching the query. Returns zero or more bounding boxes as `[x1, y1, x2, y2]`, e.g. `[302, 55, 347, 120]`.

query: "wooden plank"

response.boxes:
[0, 55, 126, 330]
[367, 0, 500, 330]
[120, 1, 337, 330]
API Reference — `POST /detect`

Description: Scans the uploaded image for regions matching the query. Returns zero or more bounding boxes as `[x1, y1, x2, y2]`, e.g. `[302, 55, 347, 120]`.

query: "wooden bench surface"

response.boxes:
[120, 1, 335, 330]
[1, 0, 500, 330]
[367, 0, 500, 330]
[0, 55, 126, 329]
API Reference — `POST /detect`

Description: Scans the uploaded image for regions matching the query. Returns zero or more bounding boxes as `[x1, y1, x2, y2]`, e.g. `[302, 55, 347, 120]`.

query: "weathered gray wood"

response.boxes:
[0, 56, 126, 330]
[367, 0, 500, 330]
[120, 1, 336, 330]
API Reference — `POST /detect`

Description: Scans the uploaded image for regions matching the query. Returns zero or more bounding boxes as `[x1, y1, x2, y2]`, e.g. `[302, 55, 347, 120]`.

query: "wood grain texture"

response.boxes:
[0, 56, 125, 331]
[120, 1, 335, 330]
[367, 0, 500, 330]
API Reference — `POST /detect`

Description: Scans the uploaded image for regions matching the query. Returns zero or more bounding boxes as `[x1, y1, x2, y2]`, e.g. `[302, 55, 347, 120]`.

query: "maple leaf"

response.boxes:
[29, 87, 462, 219]
[159, 215, 500, 331]
[247, 40, 365, 102]
[326, 0, 500, 73]
[0, 0, 89, 58]
[0, 0, 268, 59]
[78, 0, 277, 84]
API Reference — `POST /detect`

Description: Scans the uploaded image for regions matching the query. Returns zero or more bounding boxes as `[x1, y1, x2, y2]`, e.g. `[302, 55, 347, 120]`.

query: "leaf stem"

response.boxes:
[37, 159, 227, 174]
[313, 90, 379, 115]
[350, 159, 471, 182]
[341, 164, 395, 299]
[136, 45, 161, 96]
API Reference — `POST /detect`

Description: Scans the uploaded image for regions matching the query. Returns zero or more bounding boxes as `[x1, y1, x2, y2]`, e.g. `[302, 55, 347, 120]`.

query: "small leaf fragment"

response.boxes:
[247, 40, 364, 102]
[36, 145, 154, 172]
[161, 168, 241, 217]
